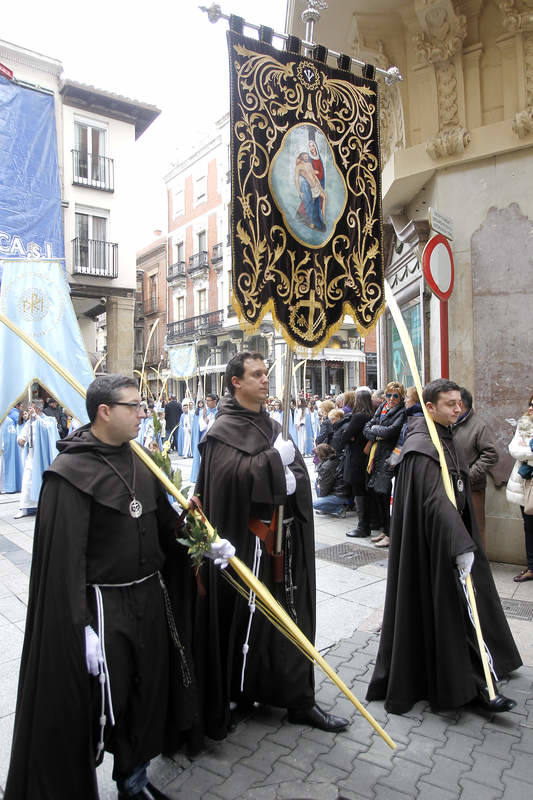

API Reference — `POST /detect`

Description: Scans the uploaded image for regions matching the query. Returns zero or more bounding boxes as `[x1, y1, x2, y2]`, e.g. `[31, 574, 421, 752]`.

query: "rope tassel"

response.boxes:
[0, 309, 397, 750]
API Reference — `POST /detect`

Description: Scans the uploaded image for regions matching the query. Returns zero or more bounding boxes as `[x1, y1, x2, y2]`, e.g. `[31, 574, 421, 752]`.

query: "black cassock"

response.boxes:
[366, 416, 522, 714]
[194, 396, 316, 740]
[5, 427, 198, 800]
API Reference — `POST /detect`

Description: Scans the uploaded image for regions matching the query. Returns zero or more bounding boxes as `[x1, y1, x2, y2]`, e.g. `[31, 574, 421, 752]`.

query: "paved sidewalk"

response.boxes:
[0, 456, 532, 799]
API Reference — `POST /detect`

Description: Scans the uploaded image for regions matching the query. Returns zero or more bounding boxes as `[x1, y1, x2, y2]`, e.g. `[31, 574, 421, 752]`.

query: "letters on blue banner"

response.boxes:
[0, 76, 64, 280]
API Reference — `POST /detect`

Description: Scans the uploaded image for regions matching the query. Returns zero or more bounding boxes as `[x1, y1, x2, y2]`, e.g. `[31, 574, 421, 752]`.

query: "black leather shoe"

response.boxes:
[288, 704, 349, 732]
[345, 529, 370, 538]
[476, 687, 516, 713]
[118, 783, 171, 799]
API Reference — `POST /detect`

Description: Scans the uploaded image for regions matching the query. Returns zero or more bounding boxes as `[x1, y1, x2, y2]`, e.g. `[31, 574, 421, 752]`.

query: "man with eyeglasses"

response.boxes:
[367, 378, 521, 716]
[5, 374, 204, 800]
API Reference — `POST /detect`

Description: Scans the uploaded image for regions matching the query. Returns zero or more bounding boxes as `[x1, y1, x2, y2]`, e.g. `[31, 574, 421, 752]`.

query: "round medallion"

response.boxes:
[456, 478, 464, 493]
[129, 498, 143, 518]
[296, 60, 321, 91]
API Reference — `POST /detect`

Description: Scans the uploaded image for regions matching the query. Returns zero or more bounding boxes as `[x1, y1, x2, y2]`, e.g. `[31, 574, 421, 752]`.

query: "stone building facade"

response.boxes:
[286, 0, 533, 563]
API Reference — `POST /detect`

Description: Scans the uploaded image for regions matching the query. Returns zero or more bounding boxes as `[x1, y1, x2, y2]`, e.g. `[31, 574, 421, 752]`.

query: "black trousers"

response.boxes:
[521, 506, 533, 571]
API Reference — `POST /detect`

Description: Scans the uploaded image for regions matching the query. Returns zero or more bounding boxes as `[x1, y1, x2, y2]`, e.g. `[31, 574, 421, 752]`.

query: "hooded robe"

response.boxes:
[4, 426, 198, 800]
[194, 395, 316, 740]
[366, 416, 522, 714]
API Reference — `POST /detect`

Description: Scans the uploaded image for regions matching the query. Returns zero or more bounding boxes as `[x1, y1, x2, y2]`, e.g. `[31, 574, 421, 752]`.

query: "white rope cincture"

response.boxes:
[459, 572, 498, 682]
[240, 537, 262, 692]
[90, 570, 158, 758]
[93, 584, 115, 760]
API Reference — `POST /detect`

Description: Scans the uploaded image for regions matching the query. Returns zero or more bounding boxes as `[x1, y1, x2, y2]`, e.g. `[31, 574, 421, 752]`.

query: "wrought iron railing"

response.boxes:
[167, 309, 224, 343]
[72, 150, 114, 191]
[145, 295, 158, 315]
[188, 251, 209, 271]
[167, 261, 186, 281]
[212, 242, 223, 263]
[72, 238, 118, 278]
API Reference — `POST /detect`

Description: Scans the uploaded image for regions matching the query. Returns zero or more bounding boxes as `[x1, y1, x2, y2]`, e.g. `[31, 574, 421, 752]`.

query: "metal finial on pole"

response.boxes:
[198, 4, 403, 83]
[302, 0, 328, 44]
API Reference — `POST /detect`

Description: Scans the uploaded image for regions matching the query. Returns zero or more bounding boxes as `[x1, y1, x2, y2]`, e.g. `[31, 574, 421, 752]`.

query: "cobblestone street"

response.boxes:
[0, 456, 532, 799]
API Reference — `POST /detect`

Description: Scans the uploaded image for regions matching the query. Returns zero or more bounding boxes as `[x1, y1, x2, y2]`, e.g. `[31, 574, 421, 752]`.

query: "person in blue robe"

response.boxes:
[177, 400, 194, 457]
[15, 405, 59, 518]
[190, 396, 218, 483]
[2, 417, 23, 492]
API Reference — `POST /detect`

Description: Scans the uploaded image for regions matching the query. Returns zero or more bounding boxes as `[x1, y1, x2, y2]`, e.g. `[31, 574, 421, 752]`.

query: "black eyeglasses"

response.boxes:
[386, 393, 400, 399]
[529, 402, 533, 408]
[111, 402, 143, 411]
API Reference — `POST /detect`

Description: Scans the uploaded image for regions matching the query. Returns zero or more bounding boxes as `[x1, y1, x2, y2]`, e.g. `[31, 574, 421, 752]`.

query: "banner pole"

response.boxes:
[275, 345, 294, 554]
[384, 281, 496, 700]
[0, 308, 395, 748]
[199, 3, 402, 84]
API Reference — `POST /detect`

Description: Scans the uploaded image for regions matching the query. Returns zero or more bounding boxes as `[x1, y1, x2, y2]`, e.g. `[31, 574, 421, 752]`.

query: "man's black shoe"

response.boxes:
[476, 687, 516, 713]
[345, 529, 370, 538]
[118, 783, 171, 799]
[288, 704, 349, 732]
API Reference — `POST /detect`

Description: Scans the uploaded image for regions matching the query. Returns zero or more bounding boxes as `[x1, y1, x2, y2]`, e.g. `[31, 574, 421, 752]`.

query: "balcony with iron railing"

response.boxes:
[72, 238, 118, 278]
[167, 261, 186, 281]
[188, 250, 209, 272]
[135, 301, 144, 319]
[72, 150, 114, 192]
[144, 346, 163, 365]
[145, 294, 159, 315]
[212, 242, 223, 263]
[167, 309, 224, 344]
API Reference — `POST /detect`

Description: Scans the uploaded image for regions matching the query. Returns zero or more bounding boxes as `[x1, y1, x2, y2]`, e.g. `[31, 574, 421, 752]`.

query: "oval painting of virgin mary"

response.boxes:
[269, 124, 347, 249]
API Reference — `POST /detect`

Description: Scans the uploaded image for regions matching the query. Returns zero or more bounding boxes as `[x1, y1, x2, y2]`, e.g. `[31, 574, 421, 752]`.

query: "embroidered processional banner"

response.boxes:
[228, 29, 385, 350]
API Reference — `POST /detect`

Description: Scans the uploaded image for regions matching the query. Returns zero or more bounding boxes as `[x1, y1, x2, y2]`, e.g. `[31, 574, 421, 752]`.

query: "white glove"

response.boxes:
[206, 538, 236, 569]
[285, 467, 296, 496]
[273, 433, 295, 466]
[456, 551, 474, 579]
[85, 625, 104, 676]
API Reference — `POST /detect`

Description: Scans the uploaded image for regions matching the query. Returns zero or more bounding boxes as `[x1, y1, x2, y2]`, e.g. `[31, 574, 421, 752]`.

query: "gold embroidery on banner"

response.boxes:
[232, 42, 384, 348]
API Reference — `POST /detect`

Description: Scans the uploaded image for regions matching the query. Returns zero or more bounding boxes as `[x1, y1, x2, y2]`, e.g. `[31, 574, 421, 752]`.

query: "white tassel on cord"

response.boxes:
[459, 574, 498, 681]
[240, 537, 262, 692]
[93, 585, 116, 760]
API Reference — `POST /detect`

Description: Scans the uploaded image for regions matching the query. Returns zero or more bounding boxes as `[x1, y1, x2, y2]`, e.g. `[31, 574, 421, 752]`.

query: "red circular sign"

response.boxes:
[422, 234, 454, 301]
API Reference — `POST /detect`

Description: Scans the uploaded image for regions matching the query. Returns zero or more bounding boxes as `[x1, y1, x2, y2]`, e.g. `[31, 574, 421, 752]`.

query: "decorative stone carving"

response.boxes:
[512, 108, 533, 137]
[412, 2, 470, 159]
[413, 0, 467, 65]
[426, 126, 471, 159]
[497, 0, 533, 33]
[348, 22, 406, 167]
[512, 29, 533, 136]
[435, 59, 460, 127]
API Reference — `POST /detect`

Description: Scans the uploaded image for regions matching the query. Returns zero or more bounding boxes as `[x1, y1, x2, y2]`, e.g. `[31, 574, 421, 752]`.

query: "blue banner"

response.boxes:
[168, 345, 197, 378]
[0, 260, 93, 425]
[0, 76, 64, 280]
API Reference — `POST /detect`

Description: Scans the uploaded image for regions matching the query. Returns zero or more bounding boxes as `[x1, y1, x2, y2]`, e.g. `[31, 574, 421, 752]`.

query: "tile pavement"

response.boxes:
[0, 455, 531, 799]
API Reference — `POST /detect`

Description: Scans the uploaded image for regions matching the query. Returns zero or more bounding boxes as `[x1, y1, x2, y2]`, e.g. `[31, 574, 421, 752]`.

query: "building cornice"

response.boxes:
[0, 38, 62, 78]
[164, 134, 222, 184]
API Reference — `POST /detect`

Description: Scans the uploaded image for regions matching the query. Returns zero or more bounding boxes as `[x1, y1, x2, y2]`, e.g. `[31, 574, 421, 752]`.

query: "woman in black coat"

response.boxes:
[315, 400, 335, 445]
[341, 388, 375, 538]
[363, 382, 406, 547]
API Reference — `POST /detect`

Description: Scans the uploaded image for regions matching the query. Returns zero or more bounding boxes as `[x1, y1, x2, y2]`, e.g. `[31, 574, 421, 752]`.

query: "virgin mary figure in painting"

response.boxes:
[295, 132, 326, 232]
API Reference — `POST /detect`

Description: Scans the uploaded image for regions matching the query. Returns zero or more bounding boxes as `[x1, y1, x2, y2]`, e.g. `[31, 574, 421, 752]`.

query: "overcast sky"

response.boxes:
[1, 0, 288, 246]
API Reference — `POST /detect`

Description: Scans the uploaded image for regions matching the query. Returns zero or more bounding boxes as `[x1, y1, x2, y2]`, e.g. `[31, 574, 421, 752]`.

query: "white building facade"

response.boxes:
[0, 39, 159, 374]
